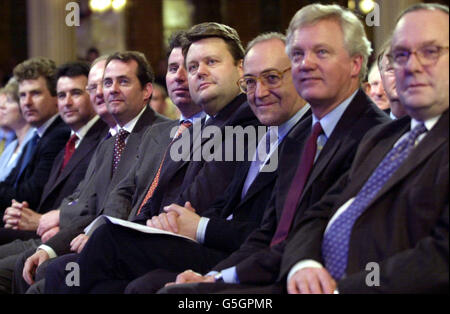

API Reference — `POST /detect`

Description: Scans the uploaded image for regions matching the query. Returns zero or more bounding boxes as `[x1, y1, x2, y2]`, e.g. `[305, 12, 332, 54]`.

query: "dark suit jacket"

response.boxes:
[101, 119, 180, 219]
[136, 94, 260, 220]
[212, 89, 390, 284]
[0, 116, 70, 214]
[281, 110, 449, 293]
[37, 118, 109, 213]
[201, 108, 313, 254]
[45, 106, 169, 255]
[0, 118, 109, 244]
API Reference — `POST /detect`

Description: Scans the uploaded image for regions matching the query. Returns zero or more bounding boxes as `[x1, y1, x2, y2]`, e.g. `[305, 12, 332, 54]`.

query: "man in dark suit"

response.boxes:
[0, 57, 70, 219]
[282, 3, 448, 294]
[120, 32, 311, 294]
[158, 3, 390, 294]
[42, 23, 260, 294]
[0, 61, 107, 242]
[11, 51, 169, 293]
[0, 61, 108, 293]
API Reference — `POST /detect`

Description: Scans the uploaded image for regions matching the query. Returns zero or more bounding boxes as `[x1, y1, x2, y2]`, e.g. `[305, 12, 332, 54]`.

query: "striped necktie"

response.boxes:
[136, 120, 192, 216]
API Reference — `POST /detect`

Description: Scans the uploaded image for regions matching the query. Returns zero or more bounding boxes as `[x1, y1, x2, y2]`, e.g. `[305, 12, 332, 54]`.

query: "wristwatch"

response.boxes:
[214, 272, 224, 282]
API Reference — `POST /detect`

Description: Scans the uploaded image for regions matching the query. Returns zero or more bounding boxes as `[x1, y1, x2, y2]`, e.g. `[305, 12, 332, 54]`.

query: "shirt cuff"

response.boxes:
[205, 270, 219, 277]
[37, 244, 57, 259]
[196, 217, 209, 244]
[287, 259, 324, 283]
[222, 266, 239, 284]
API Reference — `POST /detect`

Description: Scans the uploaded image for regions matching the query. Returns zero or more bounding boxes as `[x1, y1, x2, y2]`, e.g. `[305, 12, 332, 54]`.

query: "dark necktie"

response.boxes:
[61, 134, 78, 171]
[271, 122, 324, 246]
[136, 120, 192, 216]
[112, 129, 130, 174]
[322, 123, 427, 280]
[14, 131, 40, 187]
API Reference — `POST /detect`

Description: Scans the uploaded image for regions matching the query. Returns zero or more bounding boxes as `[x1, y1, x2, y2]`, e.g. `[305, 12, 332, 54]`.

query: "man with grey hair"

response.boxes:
[281, 2, 448, 294]
[159, 3, 389, 294]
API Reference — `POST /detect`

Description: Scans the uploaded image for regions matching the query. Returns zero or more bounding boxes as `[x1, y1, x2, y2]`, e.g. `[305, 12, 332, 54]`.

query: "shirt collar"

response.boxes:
[180, 111, 206, 124]
[311, 89, 358, 138]
[269, 103, 311, 143]
[120, 106, 146, 134]
[411, 114, 441, 132]
[36, 114, 59, 138]
[72, 115, 100, 142]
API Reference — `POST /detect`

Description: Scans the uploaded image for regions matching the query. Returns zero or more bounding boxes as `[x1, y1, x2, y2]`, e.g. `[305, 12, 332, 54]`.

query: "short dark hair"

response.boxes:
[56, 61, 90, 82]
[13, 57, 57, 96]
[105, 51, 155, 88]
[167, 30, 188, 58]
[396, 3, 448, 22]
[182, 22, 244, 64]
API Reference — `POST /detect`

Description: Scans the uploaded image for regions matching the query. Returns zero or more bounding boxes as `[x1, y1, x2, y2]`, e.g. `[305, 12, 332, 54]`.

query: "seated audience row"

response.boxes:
[0, 2, 447, 294]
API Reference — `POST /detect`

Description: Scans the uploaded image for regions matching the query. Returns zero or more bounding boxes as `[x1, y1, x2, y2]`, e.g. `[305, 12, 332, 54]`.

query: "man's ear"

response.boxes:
[143, 82, 153, 102]
[237, 59, 244, 77]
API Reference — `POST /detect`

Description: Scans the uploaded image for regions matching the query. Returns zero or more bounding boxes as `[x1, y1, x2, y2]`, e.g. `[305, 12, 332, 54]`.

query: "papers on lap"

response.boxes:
[84, 215, 197, 242]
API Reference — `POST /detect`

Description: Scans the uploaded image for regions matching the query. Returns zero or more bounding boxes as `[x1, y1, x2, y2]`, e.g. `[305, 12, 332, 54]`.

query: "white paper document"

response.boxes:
[84, 215, 197, 242]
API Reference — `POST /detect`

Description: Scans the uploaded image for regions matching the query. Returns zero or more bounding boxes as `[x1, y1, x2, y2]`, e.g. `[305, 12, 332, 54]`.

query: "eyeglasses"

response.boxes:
[237, 67, 291, 94]
[388, 45, 449, 68]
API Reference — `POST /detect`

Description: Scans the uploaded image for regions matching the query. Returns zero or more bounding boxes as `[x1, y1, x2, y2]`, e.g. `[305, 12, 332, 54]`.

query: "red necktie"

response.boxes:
[137, 120, 192, 215]
[270, 122, 323, 246]
[61, 134, 78, 171]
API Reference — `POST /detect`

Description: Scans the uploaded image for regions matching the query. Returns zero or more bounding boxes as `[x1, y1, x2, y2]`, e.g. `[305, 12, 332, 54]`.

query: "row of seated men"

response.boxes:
[0, 3, 447, 294]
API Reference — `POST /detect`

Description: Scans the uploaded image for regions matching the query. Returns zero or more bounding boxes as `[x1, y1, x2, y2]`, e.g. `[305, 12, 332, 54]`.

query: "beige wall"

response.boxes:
[27, 0, 76, 65]
[374, 0, 421, 54]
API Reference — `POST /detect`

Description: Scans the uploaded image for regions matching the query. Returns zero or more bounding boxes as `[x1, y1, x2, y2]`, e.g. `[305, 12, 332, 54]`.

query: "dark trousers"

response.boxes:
[0, 228, 38, 245]
[46, 222, 228, 293]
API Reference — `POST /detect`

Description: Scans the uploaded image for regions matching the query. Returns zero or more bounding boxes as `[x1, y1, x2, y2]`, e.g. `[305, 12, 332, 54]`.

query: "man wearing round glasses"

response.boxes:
[390, 7, 449, 121]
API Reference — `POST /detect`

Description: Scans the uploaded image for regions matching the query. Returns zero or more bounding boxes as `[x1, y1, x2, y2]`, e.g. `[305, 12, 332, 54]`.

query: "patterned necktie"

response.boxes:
[136, 120, 193, 215]
[112, 129, 130, 174]
[271, 122, 324, 246]
[15, 131, 40, 187]
[61, 134, 78, 171]
[322, 123, 427, 280]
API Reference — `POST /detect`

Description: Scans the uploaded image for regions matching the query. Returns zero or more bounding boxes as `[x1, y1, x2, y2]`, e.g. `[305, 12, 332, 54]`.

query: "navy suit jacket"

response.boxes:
[0, 116, 70, 215]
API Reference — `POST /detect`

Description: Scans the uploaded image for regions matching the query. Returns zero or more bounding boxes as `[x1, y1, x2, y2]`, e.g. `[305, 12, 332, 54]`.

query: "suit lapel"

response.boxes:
[366, 111, 448, 208]
[40, 149, 64, 202]
[298, 89, 367, 205]
[163, 94, 247, 179]
[52, 119, 107, 189]
[240, 168, 276, 205]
